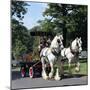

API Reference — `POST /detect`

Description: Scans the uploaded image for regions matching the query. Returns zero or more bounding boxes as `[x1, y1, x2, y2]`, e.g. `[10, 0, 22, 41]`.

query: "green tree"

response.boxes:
[29, 26, 40, 59]
[11, 1, 33, 59]
[40, 3, 87, 48]
[12, 39, 27, 60]
[11, 0, 29, 20]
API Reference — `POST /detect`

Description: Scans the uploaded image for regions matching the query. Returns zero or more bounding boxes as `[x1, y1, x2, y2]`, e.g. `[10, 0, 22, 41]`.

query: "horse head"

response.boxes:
[76, 37, 82, 53]
[72, 37, 82, 53]
[56, 34, 64, 50]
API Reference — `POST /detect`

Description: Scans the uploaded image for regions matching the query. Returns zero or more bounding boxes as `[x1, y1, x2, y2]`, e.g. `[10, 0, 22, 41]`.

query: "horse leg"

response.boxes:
[54, 59, 62, 80]
[75, 56, 80, 72]
[49, 61, 54, 79]
[60, 60, 64, 78]
[75, 62, 80, 72]
[54, 67, 61, 80]
[68, 59, 72, 75]
[41, 57, 48, 80]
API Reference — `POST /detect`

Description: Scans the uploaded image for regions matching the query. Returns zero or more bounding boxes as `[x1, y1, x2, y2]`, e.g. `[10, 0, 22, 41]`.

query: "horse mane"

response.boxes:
[71, 38, 78, 46]
[51, 36, 57, 43]
[70, 37, 81, 54]
[50, 35, 58, 48]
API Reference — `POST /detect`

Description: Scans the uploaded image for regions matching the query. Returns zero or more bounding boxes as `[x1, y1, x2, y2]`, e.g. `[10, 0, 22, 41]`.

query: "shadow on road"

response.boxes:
[61, 72, 87, 79]
[12, 71, 42, 80]
[12, 71, 21, 80]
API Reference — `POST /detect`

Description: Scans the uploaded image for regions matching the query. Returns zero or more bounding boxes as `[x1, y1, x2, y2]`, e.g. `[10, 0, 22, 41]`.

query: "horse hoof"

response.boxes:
[49, 73, 53, 79]
[54, 76, 61, 81]
[75, 67, 80, 72]
[42, 71, 48, 80]
[43, 76, 48, 80]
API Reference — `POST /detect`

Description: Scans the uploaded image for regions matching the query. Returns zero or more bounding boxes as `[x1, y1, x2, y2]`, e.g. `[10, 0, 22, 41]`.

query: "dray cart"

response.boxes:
[20, 61, 42, 78]
[20, 60, 51, 78]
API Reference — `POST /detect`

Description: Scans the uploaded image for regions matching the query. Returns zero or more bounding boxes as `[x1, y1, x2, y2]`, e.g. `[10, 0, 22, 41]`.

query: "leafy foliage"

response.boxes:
[39, 3, 87, 48]
[11, 1, 33, 60]
[11, 2, 87, 60]
[11, 1, 29, 20]
[12, 39, 27, 59]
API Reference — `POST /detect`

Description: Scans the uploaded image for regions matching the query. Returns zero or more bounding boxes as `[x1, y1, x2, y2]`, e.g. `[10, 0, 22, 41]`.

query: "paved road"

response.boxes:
[11, 71, 88, 89]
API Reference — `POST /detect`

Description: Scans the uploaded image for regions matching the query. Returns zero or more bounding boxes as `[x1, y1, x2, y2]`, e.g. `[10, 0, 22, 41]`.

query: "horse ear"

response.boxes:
[56, 33, 60, 36]
[60, 35, 63, 40]
[76, 37, 78, 40]
[79, 37, 81, 40]
[55, 35, 58, 39]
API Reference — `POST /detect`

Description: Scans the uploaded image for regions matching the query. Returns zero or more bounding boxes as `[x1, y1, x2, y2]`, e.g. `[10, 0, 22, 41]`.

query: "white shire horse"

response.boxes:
[61, 37, 82, 73]
[40, 34, 64, 80]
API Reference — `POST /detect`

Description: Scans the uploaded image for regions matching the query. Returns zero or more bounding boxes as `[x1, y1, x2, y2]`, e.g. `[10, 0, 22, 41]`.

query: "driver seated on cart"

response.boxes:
[38, 36, 51, 53]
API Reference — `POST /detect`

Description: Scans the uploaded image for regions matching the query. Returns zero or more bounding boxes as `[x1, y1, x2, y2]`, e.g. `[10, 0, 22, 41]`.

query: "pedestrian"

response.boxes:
[21, 67, 25, 78]
[46, 37, 51, 47]
[29, 67, 33, 78]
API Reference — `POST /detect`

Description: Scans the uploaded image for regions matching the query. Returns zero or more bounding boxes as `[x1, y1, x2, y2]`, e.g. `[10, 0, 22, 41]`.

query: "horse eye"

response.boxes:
[57, 39, 60, 43]
[76, 43, 78, 46]
[79, 40, 81, 44]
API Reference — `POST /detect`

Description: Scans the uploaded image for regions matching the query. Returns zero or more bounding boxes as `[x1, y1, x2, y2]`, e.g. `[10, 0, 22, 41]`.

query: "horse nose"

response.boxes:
[79, 47, 82, 52]
[61, 45, 64, 49]
[81, 48, 82, 51]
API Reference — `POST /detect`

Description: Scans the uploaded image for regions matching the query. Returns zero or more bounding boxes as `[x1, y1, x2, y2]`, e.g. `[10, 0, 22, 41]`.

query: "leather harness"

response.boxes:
[70, 43, 79, 56]
[51, 48, 61, 56]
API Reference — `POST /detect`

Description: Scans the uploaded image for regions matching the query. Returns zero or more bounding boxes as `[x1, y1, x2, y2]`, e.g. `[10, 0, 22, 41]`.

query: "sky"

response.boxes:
[22, 2, 48, 30]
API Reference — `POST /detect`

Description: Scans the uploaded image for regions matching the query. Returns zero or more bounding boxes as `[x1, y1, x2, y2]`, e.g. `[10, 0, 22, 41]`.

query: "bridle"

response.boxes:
[57, 38, 64, 48]
[70, 40, 80, 55]
[76, 40, 82, 50]
[51, 38, 63, 56]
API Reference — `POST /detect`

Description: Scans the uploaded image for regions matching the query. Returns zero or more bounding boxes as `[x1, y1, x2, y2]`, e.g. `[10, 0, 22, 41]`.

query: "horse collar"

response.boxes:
[70, 45, 79, 55]
[51, 48, 60, 56]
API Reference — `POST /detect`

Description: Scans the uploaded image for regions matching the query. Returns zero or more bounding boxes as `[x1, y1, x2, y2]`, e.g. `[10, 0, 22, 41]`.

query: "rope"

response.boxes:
[31, 60, 41, 68]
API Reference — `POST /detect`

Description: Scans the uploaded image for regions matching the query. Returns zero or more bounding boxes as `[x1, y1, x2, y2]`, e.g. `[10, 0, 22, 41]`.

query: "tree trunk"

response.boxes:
[63, 26, 67, 47]
[62, 4, 67, 47]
